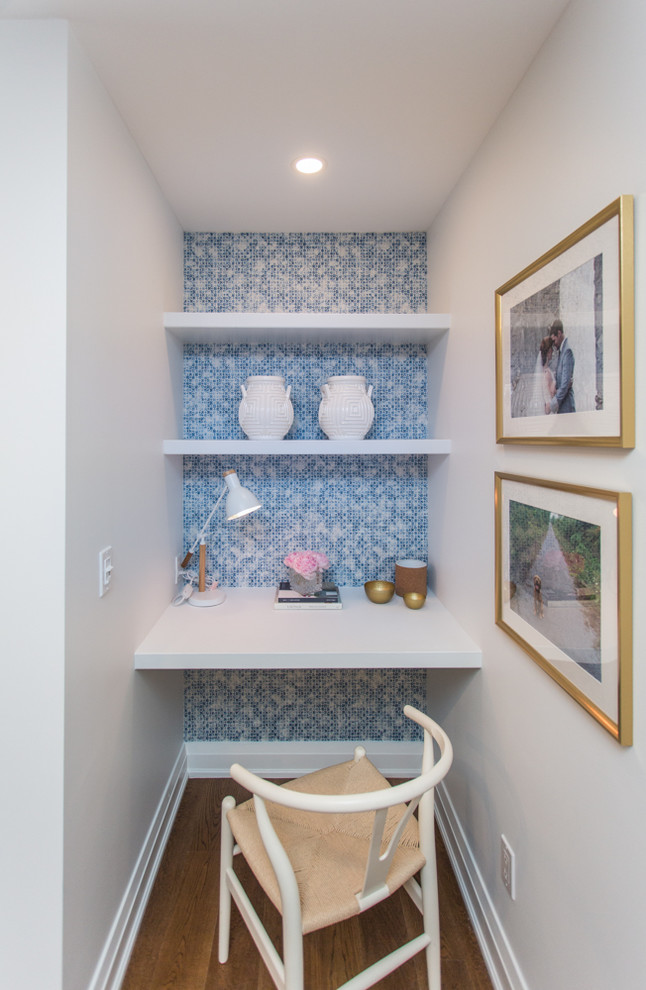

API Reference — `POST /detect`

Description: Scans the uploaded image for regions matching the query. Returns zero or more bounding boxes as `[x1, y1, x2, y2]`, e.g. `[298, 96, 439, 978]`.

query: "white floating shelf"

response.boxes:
[163, 439, 451, 455]
[164, 311, 450, 345]
[135, 588, 481, 670]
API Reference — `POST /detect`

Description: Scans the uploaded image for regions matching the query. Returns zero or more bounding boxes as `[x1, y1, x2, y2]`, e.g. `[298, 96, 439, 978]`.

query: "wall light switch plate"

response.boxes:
[501, 834, 516, 900]
[99, 546, 113, 597]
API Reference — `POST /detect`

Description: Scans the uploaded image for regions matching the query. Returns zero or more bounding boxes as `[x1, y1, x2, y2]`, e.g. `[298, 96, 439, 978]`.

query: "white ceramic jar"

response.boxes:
[318, 375, 375, 439]
[238, 375, 294, 440]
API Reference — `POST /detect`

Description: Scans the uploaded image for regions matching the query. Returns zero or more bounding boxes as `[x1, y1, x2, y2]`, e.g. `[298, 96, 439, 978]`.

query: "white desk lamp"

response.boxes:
[181, 469, 261, 607]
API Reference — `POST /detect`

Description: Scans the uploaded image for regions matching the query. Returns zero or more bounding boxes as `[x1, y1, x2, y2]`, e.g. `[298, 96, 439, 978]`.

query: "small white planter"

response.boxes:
[239, 375, 294, 440]
[318, 375, 374, 439]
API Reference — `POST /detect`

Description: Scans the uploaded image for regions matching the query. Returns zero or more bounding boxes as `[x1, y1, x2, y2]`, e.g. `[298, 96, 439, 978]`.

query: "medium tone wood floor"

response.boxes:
[122, 778, 494, 990]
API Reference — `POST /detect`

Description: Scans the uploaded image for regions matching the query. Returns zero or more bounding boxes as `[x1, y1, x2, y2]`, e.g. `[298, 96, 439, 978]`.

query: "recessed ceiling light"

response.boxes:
[292, 156, 326, 174]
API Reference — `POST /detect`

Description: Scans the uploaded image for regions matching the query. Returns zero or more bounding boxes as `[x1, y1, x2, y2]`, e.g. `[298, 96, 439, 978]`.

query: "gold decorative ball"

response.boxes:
[403, 592, 426, 610]
[364, 580, 395, 604]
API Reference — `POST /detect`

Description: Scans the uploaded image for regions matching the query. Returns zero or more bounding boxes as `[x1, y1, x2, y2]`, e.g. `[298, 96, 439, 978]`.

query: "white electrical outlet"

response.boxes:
[501, 835, 516, 900]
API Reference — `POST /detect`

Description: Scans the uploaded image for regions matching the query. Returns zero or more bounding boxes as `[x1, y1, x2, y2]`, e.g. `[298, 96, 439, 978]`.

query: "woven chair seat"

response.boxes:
[227, 755, 425, 935]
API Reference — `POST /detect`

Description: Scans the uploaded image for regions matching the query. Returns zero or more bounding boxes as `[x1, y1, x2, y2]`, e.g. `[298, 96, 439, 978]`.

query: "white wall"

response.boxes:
[64, 29, 184, 990]
[0, 21, 69, 989]
[426, 0, 646, 987]
[0, 19, 184, 990]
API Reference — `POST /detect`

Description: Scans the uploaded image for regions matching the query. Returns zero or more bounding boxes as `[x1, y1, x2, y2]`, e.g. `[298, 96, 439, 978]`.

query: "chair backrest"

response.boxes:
[229, 705, 453, 908]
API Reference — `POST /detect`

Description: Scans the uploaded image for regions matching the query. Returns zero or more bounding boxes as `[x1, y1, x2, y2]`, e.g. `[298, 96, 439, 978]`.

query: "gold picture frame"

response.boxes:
[495, 473, 632, 745]
[495, 196, 634, 445]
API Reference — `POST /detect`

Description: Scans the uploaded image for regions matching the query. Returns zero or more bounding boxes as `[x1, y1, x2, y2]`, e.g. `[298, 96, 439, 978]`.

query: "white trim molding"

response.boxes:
[186, 739, 424, 778]
[87, 745, 188, 990]
[434, 783, 529, 990]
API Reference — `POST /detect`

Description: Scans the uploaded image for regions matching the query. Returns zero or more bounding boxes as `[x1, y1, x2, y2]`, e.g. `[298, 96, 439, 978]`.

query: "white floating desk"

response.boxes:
[134, 587, 481, 670]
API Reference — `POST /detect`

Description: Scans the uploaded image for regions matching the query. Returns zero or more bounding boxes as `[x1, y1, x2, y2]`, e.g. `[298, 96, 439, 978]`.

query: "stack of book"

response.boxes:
[273, 581, 342, 610]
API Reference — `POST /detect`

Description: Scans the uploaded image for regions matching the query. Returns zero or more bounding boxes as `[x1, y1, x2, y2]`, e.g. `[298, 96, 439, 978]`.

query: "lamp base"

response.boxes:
[187, 587, 227, 607]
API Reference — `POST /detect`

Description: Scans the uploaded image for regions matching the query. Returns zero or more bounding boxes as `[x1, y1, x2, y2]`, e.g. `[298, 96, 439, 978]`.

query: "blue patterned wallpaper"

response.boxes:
[184, 454, 427, 588]
[182, 231, 428, 742]
[184, 232, 427, 313]
[185, 669, 426, 742]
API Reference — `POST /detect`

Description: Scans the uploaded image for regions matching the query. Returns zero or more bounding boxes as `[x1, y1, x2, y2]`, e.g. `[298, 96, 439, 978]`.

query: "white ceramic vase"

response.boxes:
[238, 375, 294, 440]
[318, 375, 374, 439]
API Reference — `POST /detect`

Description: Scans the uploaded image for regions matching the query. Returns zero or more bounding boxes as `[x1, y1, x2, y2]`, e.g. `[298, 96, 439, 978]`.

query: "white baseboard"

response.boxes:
[88, 745, 188, 990]
[434, 782, 529, 990]
[186, 739, 423, 778]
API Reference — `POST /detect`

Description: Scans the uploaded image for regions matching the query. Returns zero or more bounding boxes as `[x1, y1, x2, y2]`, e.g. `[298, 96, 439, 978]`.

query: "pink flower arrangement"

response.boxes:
[284, 550, 330, 579]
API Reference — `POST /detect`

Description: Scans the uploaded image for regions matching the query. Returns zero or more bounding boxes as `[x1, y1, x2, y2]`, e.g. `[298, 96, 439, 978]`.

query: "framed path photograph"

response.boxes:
[495, 473, 632, 744]
[495, 196, 634, 446]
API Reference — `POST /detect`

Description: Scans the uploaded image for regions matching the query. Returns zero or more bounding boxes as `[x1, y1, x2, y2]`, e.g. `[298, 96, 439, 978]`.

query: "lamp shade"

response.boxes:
[224, 469, 262, 520]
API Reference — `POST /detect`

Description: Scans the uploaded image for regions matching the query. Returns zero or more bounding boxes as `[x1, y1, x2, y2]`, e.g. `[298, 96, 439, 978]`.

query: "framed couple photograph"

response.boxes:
[495, 473, 632, 744]
[495, 195, 634, 446]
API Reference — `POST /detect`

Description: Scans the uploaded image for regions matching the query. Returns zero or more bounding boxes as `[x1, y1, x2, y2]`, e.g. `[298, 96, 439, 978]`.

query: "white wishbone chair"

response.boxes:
[218, 705, 453, 990]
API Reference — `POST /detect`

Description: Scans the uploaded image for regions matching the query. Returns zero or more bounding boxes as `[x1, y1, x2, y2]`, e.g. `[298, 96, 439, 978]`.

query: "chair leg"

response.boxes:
[420, 855, 441, 988]
[219, 795, 237, 964]
[418, 793, 441, 989]
[281, 913, 304, 990]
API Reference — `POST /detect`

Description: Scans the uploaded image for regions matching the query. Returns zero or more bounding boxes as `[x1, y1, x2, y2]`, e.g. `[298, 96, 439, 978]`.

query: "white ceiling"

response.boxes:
[2, 0, 570, 232]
